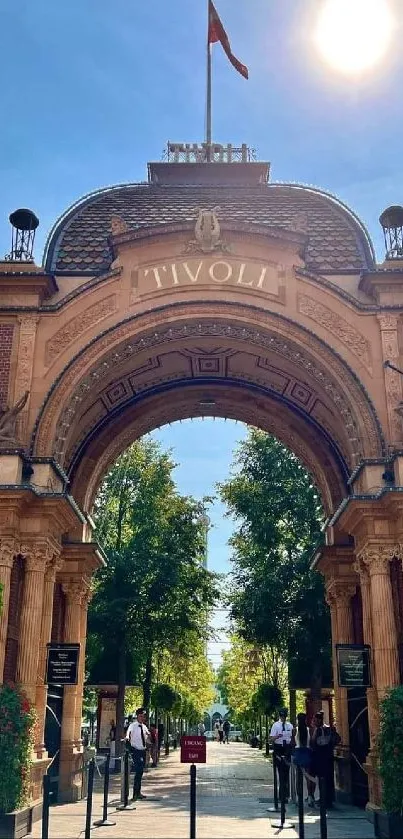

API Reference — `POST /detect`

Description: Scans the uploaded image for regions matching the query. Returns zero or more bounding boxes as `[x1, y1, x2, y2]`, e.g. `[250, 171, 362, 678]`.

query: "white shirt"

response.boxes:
[270, 720, 293, 745]
[126, 720, 150, 750]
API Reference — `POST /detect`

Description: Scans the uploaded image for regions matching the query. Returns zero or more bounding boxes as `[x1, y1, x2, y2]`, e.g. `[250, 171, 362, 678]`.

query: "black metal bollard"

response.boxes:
[85, 758, 95, 839]
[41, 774, 51, 839]
[273, 751, 279, 810]
[190, 764, 196, 839]
[116, 749, 136, 811]
[93, 753, 116, 827]
[279, 758, 286, 828]
[296, 765, 305, 839]
[319, 776, 328, 839]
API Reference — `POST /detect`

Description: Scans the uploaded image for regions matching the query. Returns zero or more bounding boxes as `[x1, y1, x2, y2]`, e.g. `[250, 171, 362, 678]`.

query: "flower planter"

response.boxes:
[0, 805, 33, 839]
[374, 811, 403, 839]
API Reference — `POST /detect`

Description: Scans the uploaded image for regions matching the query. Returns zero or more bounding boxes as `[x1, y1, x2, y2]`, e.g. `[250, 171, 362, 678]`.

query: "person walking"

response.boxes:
[157, 719, 164, 757]
[126, 707, 150, 801]
[293, 712, 315, 807]
[270, 708, 294, 801]
[310, 710, 340, 809]
[149, 721, 158, 767]
[218, 719, 224, 744]
[223, 719, 230, 744]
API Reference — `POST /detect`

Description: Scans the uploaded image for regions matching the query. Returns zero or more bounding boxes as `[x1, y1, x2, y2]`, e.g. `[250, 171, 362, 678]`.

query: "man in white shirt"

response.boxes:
[126, 707, 150, 801]
[270, 708, 294, 800]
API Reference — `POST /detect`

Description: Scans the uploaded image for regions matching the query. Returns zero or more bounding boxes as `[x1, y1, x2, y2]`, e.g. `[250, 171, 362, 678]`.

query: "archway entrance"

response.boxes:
[0, 143, 402, 813]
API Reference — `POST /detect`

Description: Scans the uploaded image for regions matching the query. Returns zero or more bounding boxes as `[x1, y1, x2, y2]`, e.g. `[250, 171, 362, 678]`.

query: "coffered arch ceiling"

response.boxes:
[32, 301, 384, 518]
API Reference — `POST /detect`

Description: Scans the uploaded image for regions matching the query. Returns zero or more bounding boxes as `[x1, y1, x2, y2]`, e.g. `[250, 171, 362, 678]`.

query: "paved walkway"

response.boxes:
[30, 741, 375, 838]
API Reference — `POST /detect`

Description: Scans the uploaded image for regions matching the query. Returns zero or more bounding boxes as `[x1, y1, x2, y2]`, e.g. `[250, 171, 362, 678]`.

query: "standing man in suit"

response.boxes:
[126, 707, 150, 801]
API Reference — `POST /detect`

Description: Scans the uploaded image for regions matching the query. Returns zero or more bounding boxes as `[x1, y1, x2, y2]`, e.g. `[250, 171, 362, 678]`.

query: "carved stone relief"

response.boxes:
[44, 295, 117, 367]
[298, 293, 372, 372]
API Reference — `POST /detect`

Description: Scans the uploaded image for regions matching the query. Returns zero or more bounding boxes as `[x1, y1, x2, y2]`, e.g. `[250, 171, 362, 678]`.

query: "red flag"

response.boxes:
[208, 1, 249, 80]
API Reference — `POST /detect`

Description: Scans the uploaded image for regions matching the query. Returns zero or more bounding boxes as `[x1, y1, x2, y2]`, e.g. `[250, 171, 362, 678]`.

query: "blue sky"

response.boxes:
[2, 0, 403, 664]
[1, 0, 402, 259]
[151, 418, 247, 667]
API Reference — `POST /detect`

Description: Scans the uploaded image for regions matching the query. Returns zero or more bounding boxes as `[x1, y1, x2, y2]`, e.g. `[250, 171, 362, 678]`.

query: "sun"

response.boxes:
[314, 0, 394, 75]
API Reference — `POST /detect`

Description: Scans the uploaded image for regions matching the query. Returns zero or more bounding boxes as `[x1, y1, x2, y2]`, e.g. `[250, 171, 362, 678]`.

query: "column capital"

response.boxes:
[20, 539, 58, 574]
[326, 581, 356, 607]
[62, 578, 90, 605]
[0, 537, 17, 568]
[359, 543, 402, 575]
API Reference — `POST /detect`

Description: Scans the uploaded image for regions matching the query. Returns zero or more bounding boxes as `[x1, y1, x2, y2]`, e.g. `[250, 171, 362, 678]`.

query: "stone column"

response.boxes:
[354, 557, 382, 806]
[329, 582, 355, 747]
[59, 580, 86, 802]
[361, 544, 400, 699]
[34, 551, 63, 757]
[16, 541, 48, 703]
[0, 538, 16, 681]
[74, 585, 91, 745]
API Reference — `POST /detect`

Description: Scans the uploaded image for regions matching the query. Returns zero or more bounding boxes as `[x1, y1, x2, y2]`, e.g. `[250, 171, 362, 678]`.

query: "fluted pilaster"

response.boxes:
[74, 586, 92, 744]
[59, 578, 87, 801]
[0, 539, 16, 681]
[34, 551, 63, 755]
[361, 544, 400, 698]
[16, 541, 49, 703]
[326, 581, 355, 748]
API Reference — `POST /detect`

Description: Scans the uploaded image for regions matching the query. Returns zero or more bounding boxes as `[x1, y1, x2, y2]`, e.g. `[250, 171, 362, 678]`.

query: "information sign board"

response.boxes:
[180, 735, 206, 764]
[336, 644, 371, 688]
[46, 643, 80, 685]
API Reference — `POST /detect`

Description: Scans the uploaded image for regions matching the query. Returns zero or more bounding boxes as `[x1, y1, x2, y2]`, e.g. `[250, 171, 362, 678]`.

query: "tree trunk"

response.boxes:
[115, 642, 126, 758]
[309, 663, 323, 718]
[289, 688, 297, 726]
[142, 650, 153, 710]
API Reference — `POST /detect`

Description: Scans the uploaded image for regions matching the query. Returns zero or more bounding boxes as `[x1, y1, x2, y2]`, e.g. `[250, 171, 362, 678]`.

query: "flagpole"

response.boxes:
[206, 0, 212, 161]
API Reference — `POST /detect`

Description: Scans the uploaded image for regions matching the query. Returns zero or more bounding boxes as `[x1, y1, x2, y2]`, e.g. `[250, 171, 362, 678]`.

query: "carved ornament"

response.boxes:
[110, 215, 129, 236]
[62, 579, 90, 604]
[0, 538, 17, 569]
[33, 303, 384, 465]
[0, 391, 29, 448]
[359, 544, 402, 575]
[45, 295, 117, 367]
[185, 208, 229, 254]
[298, 294, 372, 371]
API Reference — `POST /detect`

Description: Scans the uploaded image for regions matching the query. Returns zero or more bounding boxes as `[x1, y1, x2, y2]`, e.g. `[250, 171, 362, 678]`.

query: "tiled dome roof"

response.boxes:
[44, 181, 375, 275]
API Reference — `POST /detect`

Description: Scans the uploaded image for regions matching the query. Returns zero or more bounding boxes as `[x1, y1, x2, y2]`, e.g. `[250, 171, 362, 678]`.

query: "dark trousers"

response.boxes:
[131, 749, 146, 797]
[273, 745, 291, 799]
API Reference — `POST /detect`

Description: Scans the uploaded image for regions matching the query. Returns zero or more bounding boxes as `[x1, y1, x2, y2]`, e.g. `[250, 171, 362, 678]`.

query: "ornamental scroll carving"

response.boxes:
[377, 313, 403, 442]
[16, 316, 38, 396]
[298, 294, 372, 372]
[45, 295, 117, 367]
[33, 302, 384, 463]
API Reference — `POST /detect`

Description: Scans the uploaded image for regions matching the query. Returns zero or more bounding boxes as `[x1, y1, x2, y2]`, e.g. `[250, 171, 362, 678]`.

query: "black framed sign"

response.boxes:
[46, 644, 80, 685]
[336, 644, 371, 688]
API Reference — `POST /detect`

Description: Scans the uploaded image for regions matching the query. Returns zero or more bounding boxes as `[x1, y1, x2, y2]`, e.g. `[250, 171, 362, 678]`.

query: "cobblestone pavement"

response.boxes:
[29, 741, 375, 838]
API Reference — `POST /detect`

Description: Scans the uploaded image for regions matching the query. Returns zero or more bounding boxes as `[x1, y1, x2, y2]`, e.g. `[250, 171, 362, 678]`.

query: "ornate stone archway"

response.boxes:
[1, 145, 402, 812]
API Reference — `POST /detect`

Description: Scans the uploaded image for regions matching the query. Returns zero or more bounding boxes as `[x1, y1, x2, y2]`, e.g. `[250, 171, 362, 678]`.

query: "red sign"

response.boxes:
[180, 735, 207, 763]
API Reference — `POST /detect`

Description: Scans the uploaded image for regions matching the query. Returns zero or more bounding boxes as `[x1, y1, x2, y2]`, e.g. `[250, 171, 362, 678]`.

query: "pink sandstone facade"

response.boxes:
[0, 145, 402, 813]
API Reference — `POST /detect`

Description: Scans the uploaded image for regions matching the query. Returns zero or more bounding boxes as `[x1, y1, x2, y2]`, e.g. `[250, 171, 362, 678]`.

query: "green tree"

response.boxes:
[89, 439, 217, 752]
[219, 430, 331, 700]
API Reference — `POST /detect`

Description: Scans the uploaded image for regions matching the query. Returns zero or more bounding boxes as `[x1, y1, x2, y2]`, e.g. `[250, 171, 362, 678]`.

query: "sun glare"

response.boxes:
[314, 0, 394, 75]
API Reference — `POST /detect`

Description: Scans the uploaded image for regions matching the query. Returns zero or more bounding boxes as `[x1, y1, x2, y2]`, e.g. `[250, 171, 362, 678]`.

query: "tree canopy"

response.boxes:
[218, 430, 331, 696]
[88, 439, 217, 745]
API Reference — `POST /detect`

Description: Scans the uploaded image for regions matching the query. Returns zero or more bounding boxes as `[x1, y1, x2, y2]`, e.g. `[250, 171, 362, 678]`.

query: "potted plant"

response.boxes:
[0, 682, 36, 839]
[375, 686, 403, 839]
